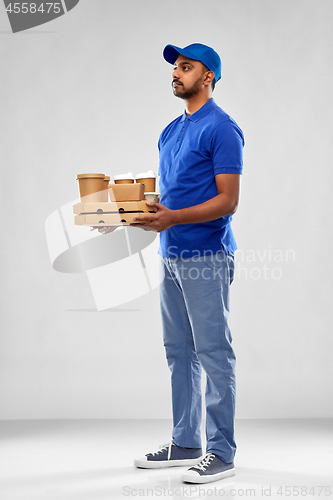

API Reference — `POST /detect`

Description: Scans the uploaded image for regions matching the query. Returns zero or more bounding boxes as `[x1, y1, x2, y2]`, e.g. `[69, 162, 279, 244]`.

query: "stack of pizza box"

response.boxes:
[73, 182, 156, 226]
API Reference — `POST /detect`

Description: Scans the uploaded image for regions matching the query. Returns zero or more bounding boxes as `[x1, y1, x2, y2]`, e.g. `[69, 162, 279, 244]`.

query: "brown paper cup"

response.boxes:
[102, 176, 110, 202]
[136, 177, 156, 192]
[114, 179, 135, 184]
[76, 173, 106, 203]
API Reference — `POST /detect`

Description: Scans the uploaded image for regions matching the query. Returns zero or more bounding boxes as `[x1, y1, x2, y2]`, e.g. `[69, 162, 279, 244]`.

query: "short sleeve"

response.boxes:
[210, 119, 244, 175]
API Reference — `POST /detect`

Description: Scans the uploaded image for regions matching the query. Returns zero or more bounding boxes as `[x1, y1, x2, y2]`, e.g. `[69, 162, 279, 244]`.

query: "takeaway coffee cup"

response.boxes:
[77, 173, 106, 203]
[135, 170, 156, 192]
[144, 192, 160, 202]
[102, 175, 110, 202]
[114, 172, 134, 184]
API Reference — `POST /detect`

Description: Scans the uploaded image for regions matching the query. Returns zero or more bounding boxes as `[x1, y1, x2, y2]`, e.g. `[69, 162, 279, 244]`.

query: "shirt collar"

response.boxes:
[180, 98, 217, 123]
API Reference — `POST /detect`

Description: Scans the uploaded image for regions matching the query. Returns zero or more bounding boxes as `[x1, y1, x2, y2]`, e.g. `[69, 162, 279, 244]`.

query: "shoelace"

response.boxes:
[192, 453, 215, 471]
[150, 441, 174, 460]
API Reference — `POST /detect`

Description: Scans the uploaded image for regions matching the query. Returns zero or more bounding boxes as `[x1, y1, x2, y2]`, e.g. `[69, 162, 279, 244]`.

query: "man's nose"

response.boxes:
[172, 68, 180, 80]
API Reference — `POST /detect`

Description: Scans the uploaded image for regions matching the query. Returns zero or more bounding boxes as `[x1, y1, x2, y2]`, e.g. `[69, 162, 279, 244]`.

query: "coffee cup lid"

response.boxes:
[135, 170, 155, 179]
[114, 172, 134, 180]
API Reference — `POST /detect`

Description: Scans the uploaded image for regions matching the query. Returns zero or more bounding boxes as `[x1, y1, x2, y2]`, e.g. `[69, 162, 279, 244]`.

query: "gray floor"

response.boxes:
[0, 419, 332, 499]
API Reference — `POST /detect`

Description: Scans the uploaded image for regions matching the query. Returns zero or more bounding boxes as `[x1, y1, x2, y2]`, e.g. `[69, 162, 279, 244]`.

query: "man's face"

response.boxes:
[172, 55, 207, 99]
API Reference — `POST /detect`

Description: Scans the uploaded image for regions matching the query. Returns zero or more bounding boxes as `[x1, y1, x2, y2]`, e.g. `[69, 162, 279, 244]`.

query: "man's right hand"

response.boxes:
[91, 224, 157, 234]
[91, 226, 118, 234]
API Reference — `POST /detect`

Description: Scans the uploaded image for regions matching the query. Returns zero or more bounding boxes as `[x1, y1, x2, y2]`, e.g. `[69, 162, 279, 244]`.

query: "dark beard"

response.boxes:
[172, 76, 203, 99]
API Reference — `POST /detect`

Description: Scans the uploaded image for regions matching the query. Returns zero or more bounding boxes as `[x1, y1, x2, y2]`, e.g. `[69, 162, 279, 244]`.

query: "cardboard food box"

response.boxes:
[75, 213, 148, 226]
[108, 183, 145, 201]
[73, 201, 151, 214]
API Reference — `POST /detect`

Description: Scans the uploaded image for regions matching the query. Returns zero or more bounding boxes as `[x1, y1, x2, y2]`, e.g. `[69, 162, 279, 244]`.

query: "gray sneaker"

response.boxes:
[134, 441, 204, 469]
[182, 453, 235, 483]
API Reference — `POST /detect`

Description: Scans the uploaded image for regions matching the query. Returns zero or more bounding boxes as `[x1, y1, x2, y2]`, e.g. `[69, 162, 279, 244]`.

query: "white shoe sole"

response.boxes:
[182, 467, 235, 483]
[134, 455, 204, 469]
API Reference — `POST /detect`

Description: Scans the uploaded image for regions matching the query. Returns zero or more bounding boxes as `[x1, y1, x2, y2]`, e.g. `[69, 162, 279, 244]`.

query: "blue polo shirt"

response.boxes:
[158, 98, 244, 258]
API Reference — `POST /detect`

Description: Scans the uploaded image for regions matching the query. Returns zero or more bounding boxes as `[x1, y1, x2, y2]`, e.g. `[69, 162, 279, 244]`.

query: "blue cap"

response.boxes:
[163, 43, 221, 82]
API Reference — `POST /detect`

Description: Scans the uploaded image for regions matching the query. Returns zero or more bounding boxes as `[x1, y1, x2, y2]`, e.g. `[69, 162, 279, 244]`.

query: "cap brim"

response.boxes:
[163, 44, 202, 65]
[163, 45, 182, 65]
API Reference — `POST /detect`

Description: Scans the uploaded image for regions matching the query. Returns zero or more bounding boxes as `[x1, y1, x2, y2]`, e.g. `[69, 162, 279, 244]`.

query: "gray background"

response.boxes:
[1, 0, 332, 420]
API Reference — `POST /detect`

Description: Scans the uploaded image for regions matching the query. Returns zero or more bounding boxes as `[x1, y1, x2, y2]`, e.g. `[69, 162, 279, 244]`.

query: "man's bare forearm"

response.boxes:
[132, 187, 239, 233]
[172, 192, 238, 225]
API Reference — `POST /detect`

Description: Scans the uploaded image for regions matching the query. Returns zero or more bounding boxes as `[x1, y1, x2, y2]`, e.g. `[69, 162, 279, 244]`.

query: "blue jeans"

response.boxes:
[159, 250, 236, 463]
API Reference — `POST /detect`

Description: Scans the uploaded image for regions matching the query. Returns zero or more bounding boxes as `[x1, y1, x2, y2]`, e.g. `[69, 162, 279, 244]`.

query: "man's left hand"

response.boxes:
[130, 202, 177, 232]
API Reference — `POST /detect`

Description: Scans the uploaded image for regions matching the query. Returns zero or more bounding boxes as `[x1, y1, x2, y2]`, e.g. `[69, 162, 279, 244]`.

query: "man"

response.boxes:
[133, 43, 244, 484]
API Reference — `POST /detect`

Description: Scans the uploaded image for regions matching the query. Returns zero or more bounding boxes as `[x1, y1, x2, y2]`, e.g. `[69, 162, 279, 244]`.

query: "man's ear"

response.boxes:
[203, 71, 215, 87]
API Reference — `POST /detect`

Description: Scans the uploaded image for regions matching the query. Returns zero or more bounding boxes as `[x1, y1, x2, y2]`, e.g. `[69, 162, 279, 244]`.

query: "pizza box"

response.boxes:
[73, 201, 151, 214]
[75, 213, 150, 226]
